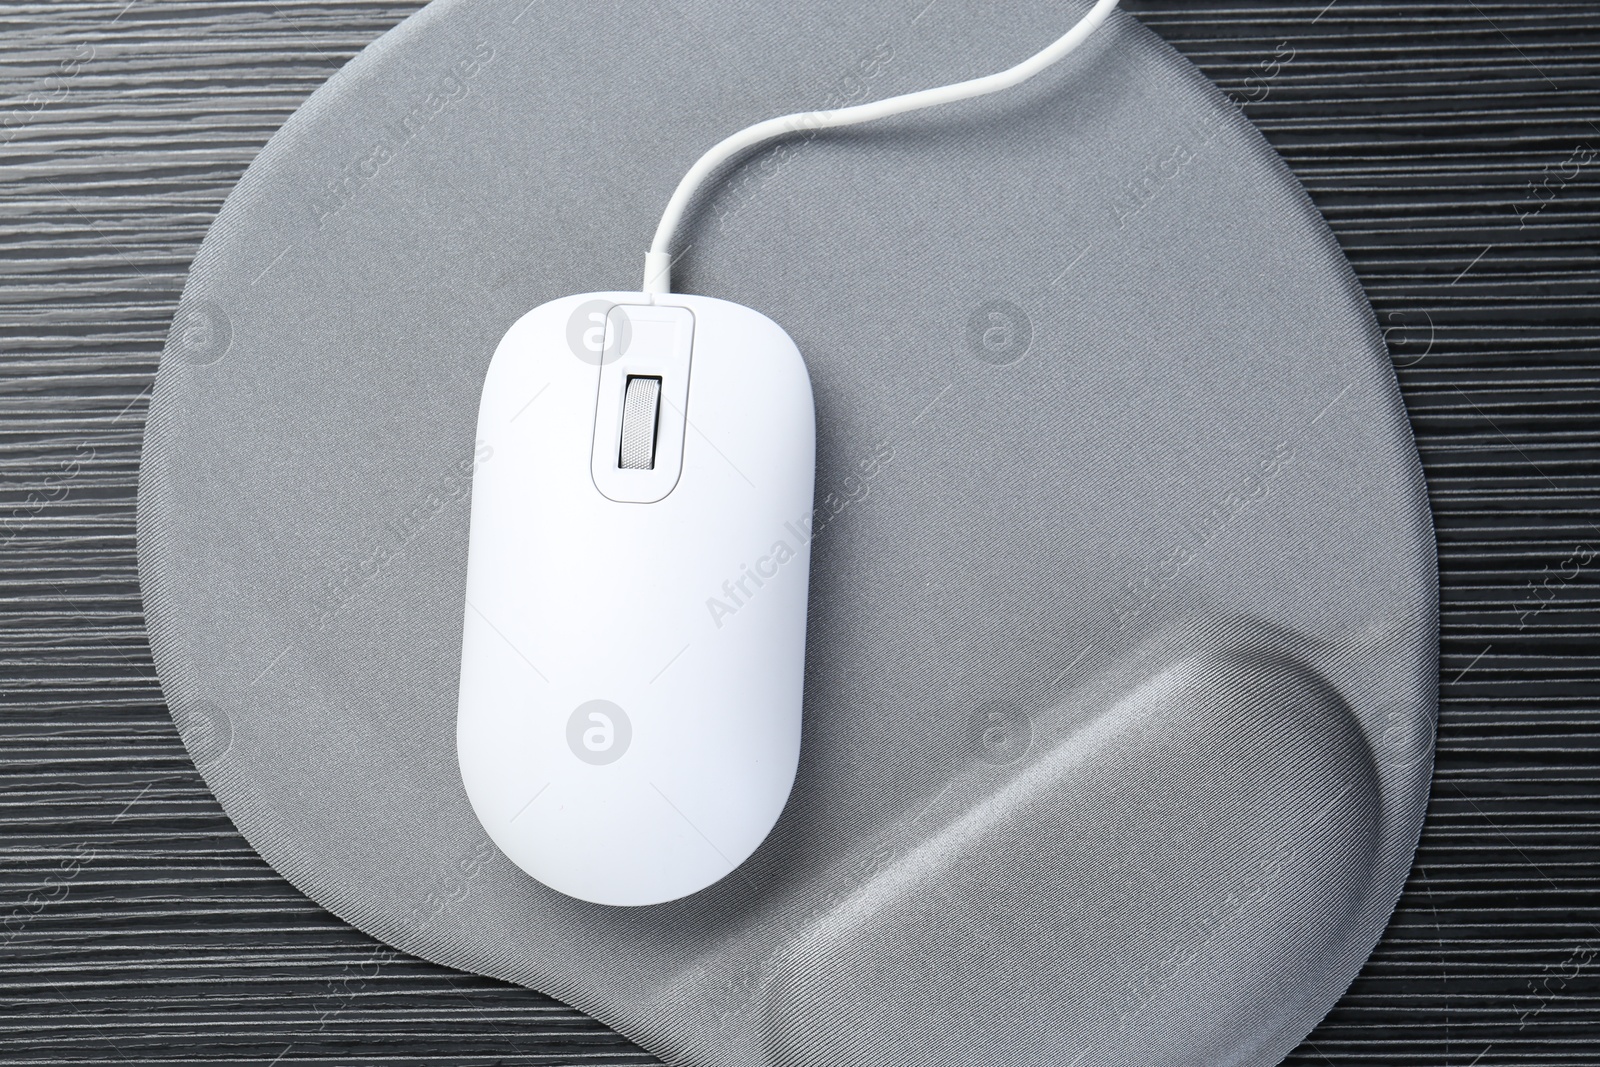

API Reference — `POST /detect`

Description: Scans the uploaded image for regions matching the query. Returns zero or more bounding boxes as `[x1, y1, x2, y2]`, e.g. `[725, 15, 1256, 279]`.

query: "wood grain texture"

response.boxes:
[1, 1, 1596, 1064]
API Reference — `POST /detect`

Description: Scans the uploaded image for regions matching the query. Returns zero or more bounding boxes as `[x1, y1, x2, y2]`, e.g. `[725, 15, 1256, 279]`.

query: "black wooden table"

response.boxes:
[2, 2, 1596, 1063]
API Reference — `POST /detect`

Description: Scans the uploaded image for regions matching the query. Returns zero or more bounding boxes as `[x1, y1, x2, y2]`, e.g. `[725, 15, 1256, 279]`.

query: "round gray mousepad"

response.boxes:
[137, 1, 1439, 1064]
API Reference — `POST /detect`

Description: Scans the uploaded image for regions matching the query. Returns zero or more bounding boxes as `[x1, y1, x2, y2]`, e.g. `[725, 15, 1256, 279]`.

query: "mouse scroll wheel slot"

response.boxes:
[618, 376, 663, 471]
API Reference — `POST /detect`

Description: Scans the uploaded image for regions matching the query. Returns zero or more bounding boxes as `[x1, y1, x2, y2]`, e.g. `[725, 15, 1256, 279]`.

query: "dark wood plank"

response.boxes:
[1, 1, 1596, 1064]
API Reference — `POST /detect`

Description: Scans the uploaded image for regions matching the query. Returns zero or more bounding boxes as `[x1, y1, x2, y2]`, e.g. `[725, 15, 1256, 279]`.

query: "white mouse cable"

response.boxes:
[642, 0, 1122, 295]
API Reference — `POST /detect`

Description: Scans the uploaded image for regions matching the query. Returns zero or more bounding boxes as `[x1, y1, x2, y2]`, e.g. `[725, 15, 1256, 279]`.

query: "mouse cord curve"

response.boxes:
[641, 0, 1122, 295]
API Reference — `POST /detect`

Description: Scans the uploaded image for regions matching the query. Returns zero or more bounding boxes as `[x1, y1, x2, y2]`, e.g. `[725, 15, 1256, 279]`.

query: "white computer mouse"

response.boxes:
[457, 291, 815, 906]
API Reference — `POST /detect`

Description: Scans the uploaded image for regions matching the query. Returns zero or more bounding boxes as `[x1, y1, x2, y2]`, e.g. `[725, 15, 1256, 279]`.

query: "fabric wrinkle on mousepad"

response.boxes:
[135, 1, 1439, 1064]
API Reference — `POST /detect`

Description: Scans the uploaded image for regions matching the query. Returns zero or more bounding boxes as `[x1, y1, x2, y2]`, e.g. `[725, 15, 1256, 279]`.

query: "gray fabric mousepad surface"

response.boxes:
[135, 1, 1439, 1064]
